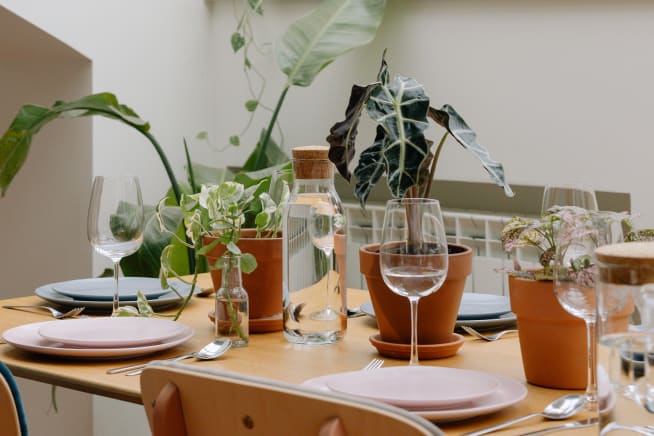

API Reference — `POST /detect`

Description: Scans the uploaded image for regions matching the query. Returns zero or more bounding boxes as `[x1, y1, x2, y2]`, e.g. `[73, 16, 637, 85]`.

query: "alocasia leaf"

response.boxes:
[353, 126, 387, 207]
[428, 105, 514, 197]
[362, 74, 431, 201]
[327, 83, 379, 182]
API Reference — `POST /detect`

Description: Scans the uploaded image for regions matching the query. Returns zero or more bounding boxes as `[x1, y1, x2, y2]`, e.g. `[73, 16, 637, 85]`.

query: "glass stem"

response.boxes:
[585, 317, 598, 412]
[324, 249, 332, 310]
[112, 259, 120, 315]
[409, 296, 420, 366]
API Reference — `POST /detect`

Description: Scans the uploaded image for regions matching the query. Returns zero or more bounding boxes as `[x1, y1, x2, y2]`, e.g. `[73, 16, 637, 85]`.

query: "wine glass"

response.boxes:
[379, 198, 449, 366]
[87, 176, 145, 314]
[308, 201, 344, 321]
[553, 210, 623, 412]
[541, 184, 598, 214]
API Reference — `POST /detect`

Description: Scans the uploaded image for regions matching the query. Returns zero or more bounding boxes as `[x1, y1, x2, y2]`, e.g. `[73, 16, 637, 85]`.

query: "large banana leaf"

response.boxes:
[0, 93, 150, 196]
[275, 0, 386, 87]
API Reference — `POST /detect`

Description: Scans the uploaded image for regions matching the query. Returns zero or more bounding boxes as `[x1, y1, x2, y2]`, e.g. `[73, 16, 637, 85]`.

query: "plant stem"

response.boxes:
[184, 138, 198, 193]
[422, 132, 449, 198]
[254, 85, 290, 169]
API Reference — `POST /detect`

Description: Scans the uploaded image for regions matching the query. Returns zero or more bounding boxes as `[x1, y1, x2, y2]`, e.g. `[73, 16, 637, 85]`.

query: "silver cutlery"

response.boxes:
[2, 305, 85, 319]
[347, 307, 366, 318]
[520, 418, 598, 435]
[600, 422, 654, 435]
[461, 325, 518, 342]
[462, 394, 585, 436]
[107, 338, 232, 375]
[362, 358, 384, 371]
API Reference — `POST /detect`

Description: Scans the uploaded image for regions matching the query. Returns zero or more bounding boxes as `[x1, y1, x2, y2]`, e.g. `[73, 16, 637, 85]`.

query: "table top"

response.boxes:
[0, 274, 596, 435]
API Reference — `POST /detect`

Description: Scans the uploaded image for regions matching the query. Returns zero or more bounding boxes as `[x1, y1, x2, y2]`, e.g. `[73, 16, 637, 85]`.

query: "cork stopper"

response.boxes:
[292, 145, 333, 179]
[595, 241, 654, 285]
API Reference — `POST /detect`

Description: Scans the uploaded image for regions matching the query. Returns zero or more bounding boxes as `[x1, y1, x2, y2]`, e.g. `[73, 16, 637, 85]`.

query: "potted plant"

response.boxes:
[500, 206, 632, 388]
[156, 178, 288, 334]
[326, 52, 513, 355]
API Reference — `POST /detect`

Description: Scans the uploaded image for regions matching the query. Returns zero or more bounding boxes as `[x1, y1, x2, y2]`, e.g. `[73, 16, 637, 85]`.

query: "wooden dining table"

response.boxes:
[0, 274, 598, 435]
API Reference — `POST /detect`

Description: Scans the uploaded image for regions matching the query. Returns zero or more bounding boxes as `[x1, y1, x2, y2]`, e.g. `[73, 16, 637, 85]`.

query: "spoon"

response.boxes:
[107, 338, 231, 375]
[125, 338, 232, 376]
[463, 394, 586, 436]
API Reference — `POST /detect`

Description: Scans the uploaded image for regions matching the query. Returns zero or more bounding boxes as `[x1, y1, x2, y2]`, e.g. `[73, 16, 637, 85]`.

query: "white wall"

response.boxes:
[208, 0, 654, 226]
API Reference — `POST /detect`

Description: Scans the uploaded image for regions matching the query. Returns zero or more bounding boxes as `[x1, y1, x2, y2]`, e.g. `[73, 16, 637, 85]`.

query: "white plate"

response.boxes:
[51, 277, 170, 301]
[458, 293, 511, 320]
[302, 371, 527, 422]
[37, 317, 188, 348]
[35, 278, 194, 312]
[2, 321, 193, 359]
[324, 366, 499, 409]
[359, 300, 517, 331]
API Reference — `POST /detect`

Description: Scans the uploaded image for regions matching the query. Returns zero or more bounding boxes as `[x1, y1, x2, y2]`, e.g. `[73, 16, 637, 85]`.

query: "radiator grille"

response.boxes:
[344, 203, 539, 296]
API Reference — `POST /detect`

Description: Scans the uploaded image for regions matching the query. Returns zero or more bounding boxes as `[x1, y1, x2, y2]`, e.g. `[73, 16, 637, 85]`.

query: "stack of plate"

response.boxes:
[2, 317, 193, 359]
[34, 277, 195, 312]
[302, 366, 527, 422]
[360, 293, 516, 331]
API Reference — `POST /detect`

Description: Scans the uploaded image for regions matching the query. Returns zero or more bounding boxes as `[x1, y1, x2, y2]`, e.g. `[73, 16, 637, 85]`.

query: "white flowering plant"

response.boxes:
[501, 206, 630, 281]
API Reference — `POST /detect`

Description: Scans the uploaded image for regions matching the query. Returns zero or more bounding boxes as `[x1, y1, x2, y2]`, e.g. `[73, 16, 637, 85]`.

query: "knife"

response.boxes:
[519, 418, 598, 435]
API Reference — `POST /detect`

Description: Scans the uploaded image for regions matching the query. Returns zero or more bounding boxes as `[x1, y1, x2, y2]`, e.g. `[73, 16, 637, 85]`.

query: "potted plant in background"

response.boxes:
[156, 179, 288, 336]
[326, 52, 513, 358]
[500, 206, 631, 388]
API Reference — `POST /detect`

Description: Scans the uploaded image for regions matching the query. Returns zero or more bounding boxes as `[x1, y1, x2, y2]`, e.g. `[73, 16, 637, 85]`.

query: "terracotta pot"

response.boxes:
[204, 229, 282, 321]
[509, 275, 634, 389]
[509, 276, 587, 389]
[359, 243, 472, 344]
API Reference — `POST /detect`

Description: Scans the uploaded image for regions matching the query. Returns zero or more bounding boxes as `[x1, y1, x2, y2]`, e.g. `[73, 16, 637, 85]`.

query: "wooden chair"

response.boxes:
[0, 360, 28, 436]
[141, 361, 442, 436]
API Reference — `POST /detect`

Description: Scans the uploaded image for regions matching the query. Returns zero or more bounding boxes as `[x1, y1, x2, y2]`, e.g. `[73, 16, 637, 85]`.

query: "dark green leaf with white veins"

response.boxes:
[353, 126, 386, 207]
[428, 105, 514, 197]
[361, 75, 431, 200]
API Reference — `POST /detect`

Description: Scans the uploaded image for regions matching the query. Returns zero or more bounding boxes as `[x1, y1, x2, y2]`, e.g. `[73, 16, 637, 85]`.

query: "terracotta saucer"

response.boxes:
[369, 333, 464, 360]
[208, 311, 282, 333]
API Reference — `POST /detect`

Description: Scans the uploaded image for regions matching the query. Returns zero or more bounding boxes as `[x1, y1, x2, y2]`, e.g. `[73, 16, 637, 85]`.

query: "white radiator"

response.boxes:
[344, 203, 539, 296]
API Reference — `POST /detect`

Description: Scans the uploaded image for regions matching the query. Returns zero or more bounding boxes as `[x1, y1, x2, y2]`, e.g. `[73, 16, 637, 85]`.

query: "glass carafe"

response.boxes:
[282, 145, 347, 344]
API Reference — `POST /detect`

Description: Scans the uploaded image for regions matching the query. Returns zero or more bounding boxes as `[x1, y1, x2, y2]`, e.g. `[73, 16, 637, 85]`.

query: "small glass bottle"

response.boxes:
[215, 254, 249, 347]
[282, 145, 347, 344]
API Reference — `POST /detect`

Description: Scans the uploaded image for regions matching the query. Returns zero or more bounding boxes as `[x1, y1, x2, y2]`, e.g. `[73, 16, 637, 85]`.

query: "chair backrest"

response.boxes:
[0, 360, 28, 436]
[140, 361, 442, 436]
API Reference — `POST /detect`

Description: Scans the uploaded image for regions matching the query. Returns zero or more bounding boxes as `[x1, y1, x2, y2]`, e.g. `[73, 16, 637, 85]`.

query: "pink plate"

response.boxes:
[2, 321, 193, 359]
[37, 317, 187, 348]
[325, 366, 499, 409]
[302, 369, 527, 422]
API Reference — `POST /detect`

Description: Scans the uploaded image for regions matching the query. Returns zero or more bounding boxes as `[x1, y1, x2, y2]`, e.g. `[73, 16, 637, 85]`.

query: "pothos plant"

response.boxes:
[327, 51, 513, 211]
[500, 206, 631, 281]
[156, 180, 288, 323]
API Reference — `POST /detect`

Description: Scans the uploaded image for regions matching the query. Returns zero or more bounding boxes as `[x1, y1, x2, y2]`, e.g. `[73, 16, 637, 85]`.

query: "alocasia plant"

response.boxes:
[327, 51, 514, 207]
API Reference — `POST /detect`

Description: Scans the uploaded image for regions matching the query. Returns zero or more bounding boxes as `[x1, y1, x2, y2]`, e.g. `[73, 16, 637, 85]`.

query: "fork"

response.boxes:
[2, 305, 85, 319]
[461, 325, 518, 342]
[362, 358, 384, 371]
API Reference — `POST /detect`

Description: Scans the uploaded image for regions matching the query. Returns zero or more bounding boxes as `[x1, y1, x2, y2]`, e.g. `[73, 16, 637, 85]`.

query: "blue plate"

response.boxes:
[51, 277, 171, 301]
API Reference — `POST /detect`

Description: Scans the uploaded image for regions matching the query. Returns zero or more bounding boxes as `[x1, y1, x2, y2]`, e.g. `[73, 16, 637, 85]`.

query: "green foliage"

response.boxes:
[327, 53, 513, 207]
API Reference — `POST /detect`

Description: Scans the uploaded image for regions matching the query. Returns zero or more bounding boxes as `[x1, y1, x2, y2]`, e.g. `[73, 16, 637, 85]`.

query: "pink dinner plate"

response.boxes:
[2, 321, 193, 359]
[302, 369, 527, 422]
[37, 317, 187, 348]
[324, 366, 499, 409]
